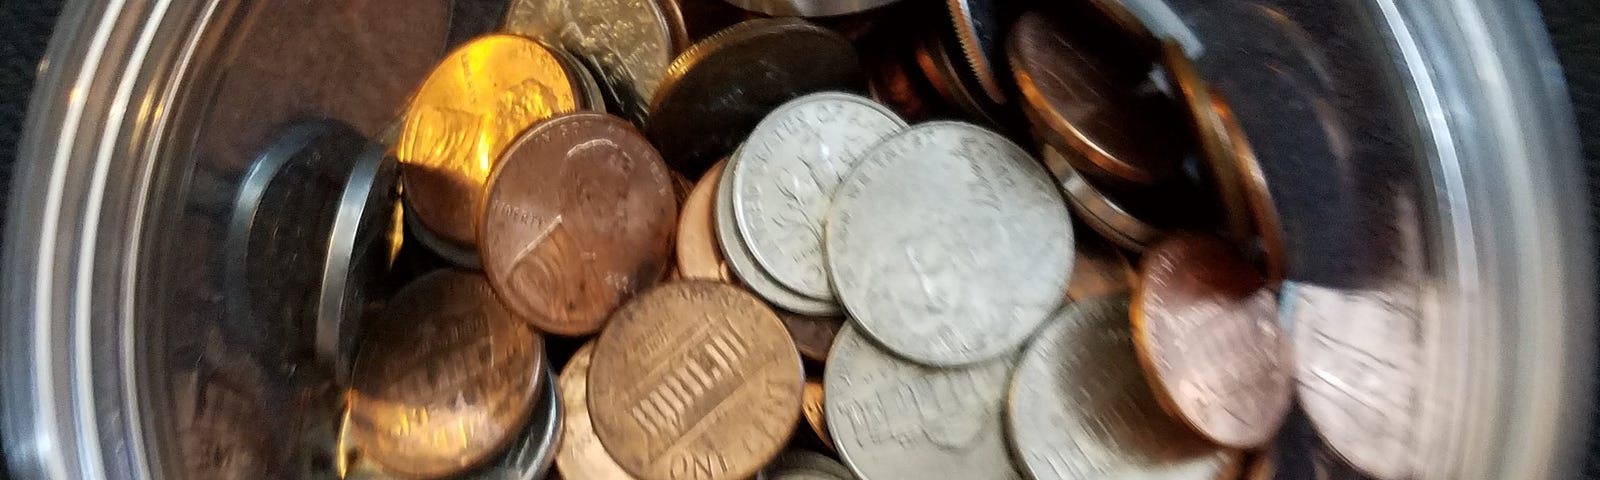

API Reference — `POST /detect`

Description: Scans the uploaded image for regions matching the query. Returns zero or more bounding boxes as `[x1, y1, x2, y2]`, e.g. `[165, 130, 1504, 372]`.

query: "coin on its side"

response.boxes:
[317, 143, 399, 385]
[1009, 11, 1183, 190]
[481, 112, 678, 336]
[1212, 92, 1286, 287]
[1161, 40, 1251, 241]
[945, 0, 1007, 103]
[732, 92, 907, 302]
[825, 325, 1022, 480]
[648, 18, 867, 176]
[677, 159, 731, 282]
[826, 122, 1073, 366]
[505, 0, 678, 125]
[717, 146, 842, 316]
[780, 311, 843, 363]
[801, 379, 833, 451]
[555, 343, 637, 480]
[764, 451, 854, 480]
[1132, 234, 1291, 449]
[1046, 146, 1163, 253]
[396, 35, 579, 248]
[1008, 295, 1242, 480]
[588, 281, 804, 480]
[348, 270, 544, 479]
[1067, 230, 1136, 301]
[461, 365, 563, 480]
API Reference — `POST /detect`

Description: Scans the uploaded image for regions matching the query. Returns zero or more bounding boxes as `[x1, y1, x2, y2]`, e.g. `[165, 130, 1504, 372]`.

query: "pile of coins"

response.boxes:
[228, 0, 1412, 479]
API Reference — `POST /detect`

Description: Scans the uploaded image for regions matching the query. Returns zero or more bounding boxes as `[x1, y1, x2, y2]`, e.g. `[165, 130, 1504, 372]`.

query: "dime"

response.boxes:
[1067, 230, 1136, 301]
[826, 122, 1073, 366]
[1160, 40, 1251, 241]
[716, 0, 902, 17]
[1007, 296, 1242, 480]
[647, 18, 867, 175]
[915, 29, 1005, 128]
[504, 0, 678, 124]
[1213, 93, 1286, 287]
[1132, 234, 1291, 449]
[781, 311, 843, 363]
[1009, 11, 1182, 190]
[677, 159, 732, 282]
[347, 270, 544, 479]
[945, 0, 1007, 103]
[764, 451, 854, 480]
[801, 379, 834, 451]
[1047, 146, 1163, 252]
[1284, 282, 1419, 480]
[480, 113, 678, 336]
[732, 92, 907, 301]
[396, 35, 579, 248]
[718, 145, 842, 316]
[588, 282, 804, 480]
[555, 343, 637, 480]
[318, 143, 400, 384]
[825, 325, 1022, 480]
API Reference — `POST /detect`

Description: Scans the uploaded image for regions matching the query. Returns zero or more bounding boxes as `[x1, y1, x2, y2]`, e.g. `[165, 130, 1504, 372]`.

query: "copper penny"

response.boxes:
[675, 159, 731, 282]
[480, 112, 678, 336]
[587, 281, 804, 480]
[1067, 229, 1136, 301]
[801, 379, 834, 451]
[778, 310, 843, 363]
[347, 270, 544, 479]
[1009, 11, 1182, 190]
[1213, 92, 1286, 287]
[555, 342, 638, 480]
[1131, 233, 1291, 449]
[396, 35, 580, 248]
[1161, 40, 1251, 241]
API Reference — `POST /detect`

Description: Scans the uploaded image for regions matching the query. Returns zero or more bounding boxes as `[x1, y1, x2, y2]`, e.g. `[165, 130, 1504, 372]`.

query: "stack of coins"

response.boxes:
[221, 0, 1408, 479]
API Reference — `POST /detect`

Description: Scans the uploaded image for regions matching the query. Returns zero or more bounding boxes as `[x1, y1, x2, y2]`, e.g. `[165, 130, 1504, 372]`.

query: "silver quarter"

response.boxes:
[764, 450, 856, 480]
[732, 92, 907, 301]
[1045, 146, 1162, 252]
[825, 325, 1022, 480]
[1007, 296, 1242, 480]
[826, 122, 1072, 366]
[716, 0, 903, 17]
[317, 144, 398, 385]
[718, 145, 843, 316]
[505, 0, 674, 124]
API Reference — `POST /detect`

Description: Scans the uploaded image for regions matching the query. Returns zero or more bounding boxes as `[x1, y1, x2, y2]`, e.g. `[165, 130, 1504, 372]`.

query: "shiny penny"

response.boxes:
[780, 311, 843, 363]
[505, 0, 679, 125]
[1213, 92, 1286, 287]
[1161, 40, 1251, 241]
[587, 281, 804, 480]
[1008, 295, 1242, 480]
[801, 379, 834, 451]
[825, 325, 1022, 480]
[647, 18, 867, 175]
[676, 159, 731, 282]
[347, 270, 544, 479]
[555, 343, 638, 480]
[396, 35, 579, 248]
[1132, 234, 1291, 449]
[1009, 11, 1183, 190]
[480, 112, 678, 336]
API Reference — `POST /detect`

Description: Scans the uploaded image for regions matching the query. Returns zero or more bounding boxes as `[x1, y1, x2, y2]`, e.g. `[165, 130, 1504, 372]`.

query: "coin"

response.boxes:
[1283, 282, 1419, 480]
[717, 144, 842, 316]
[678, 159, 732, 281]
[915, 29, 1006, 128]
[318, 143, 400, 384]
[801, 380, 834, 451]
[555, 343, 637, 480]
[1131, 233, 1291, 449]
[1212, 92, 1286, 287]
[945, 0, 1007, 103]
[396, 35, 579, 248]
[716, 0, 902, 17]
[1245, 448, 1276, 480]
[764, 451, 854, 480]
[461, 365, 563, 480]
[1007, 296, 1242, 480]
[1046, 146, 1163, 252]
[347, 270, 544, 479]
[588, 281, 804, 480]
[825, 325, 1022, 480]
[1008, 11, 1182, 190]
[781, 311, 843, 363]
[480, 112, 678, 336]
[1160, 40, 1251, 241]
[826, 122, 1073, 366]
[647, 18, 867, 175]
[1067, 230, 1136, 301]
[504, 0, 678, 125]
[552, 44, 610, 113]
[403, 203, 484, 269]
[731, 92, 908, 301]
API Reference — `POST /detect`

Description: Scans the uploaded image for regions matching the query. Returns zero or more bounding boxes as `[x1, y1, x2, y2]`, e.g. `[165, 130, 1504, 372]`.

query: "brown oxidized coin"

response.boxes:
[1131, 233, 1291, 449]
[1162, 40, 1252, 241]
[588, 281, 804, 480]
[554, 342, 638, 480]
[1009, 11, 1183, 190]
[647, 18, 867, 175]
[676, 159, 730, 281]
[481, 112, 679, 336]
[1213, 91, 1286, 287]
[347, 270, 544, 479]
[779, 311, 843, 363]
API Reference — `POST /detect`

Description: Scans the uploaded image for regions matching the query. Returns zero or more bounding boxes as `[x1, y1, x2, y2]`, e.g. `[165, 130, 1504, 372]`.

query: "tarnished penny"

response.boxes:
[780, 311, 843, 363]
[676, 159, 731, 282]
[1131, 234, 1291, 449]
[1213, 92, 1286, 287]
[480, 112, 678, 336]
[1009, 11, 1183, 190]
[555, 342, 637, 480]
[647, 18, 867, 175]
[396, 35, 579, 248]
[801, 380, 834, 451]
[1007, 296, 1242, 480]
[347, 270, 544, 479]
[588, 281, 804, 480]
[1067, 229, 1136, 301]
[504, 0, 679, 125]
[1046, 146, 1164, 252]
[1161, 40, 1251, 241]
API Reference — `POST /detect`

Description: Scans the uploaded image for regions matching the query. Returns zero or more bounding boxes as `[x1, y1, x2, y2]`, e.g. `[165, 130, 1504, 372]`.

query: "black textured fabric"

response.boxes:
[0, 0, 63, 244]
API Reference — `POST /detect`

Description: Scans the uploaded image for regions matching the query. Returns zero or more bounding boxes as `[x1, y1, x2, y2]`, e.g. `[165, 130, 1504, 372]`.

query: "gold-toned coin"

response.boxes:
[396, 35, 579, 248]
[801, 379, 834, 452]
[588, 281, 804, 480]
[779, 311, 842, 363]
[676, 159, 730, 281]
[1131, 233, 1291, 449]
[347, 270, 544, 479]
[555, 342, 638, 480]
[1160, 40, 1251, 241]
[1067, 229, 1136, 300]
[1212, 91, 1286, 287]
